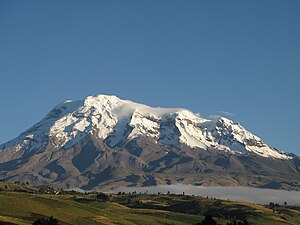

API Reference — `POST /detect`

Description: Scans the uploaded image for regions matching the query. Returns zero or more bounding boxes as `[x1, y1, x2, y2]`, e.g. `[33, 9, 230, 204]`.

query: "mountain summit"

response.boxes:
[0, 94, 299, 190]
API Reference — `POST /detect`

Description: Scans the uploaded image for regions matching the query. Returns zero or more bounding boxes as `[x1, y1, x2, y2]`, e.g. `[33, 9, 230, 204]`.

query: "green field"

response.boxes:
[0, 182, 300, 225]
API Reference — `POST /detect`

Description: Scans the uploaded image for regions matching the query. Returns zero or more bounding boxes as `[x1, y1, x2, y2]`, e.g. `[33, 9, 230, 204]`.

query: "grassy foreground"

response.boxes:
[0, 182, 300, 224]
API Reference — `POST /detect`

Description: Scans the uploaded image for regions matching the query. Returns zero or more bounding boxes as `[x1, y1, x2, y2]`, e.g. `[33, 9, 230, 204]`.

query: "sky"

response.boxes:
[0, 0, 299, 154]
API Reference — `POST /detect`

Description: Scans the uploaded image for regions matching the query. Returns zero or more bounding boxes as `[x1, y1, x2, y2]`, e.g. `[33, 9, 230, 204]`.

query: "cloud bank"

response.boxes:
[111, 184, 300, 206]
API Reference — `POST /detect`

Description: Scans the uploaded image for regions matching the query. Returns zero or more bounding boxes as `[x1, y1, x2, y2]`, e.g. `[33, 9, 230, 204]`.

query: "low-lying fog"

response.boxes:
[111, 184, 300, 205]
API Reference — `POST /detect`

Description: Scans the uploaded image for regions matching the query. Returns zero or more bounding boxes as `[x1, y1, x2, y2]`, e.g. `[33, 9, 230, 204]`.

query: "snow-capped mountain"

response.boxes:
[0, 94, 299, 190]
[0, 94, 289, 159]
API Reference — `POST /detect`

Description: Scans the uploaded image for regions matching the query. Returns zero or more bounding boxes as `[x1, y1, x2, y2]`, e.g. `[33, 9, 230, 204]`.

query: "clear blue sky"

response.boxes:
[0, 0, 299, 154]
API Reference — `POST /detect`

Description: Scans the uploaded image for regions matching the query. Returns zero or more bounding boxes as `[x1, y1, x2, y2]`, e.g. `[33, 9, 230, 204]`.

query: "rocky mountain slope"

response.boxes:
[0, 94, 299, 190]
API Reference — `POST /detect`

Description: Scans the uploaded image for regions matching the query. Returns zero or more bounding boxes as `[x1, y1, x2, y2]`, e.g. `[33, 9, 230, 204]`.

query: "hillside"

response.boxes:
[0, 182, 300, 225]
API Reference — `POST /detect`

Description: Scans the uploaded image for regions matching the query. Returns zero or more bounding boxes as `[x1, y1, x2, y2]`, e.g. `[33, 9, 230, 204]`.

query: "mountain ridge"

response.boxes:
[0, 94, 291, 159]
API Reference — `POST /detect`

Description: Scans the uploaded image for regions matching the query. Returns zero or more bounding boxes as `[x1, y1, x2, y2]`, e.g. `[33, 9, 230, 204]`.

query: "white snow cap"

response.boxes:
[0, 94, 291, 159]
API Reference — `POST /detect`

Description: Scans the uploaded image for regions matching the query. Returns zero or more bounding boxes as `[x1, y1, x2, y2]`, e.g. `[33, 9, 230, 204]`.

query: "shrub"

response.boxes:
[32, 216, 59, 225]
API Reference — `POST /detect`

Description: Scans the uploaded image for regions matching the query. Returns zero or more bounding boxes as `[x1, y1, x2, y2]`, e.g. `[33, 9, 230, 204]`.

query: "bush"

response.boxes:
[32, 216, 59, 225]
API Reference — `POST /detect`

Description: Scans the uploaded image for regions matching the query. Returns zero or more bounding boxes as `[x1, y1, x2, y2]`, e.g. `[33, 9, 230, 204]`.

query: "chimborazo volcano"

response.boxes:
[1, 94, 299, 191]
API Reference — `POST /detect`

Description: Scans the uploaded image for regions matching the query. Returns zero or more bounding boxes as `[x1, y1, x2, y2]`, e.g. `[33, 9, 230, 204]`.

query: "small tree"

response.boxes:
[195, 215, 218, 225]
[284, 201, 287, 206]
[268, 202, 275, 209]
[243, 220, 249, 225]
[96, 192, 109, 201]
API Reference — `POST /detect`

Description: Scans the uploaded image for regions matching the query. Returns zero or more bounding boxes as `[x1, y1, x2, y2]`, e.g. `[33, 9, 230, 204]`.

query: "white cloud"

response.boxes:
[207, 111, 235, 120]
[208, 115, 222, 120]
[217, 111, 234, 116]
